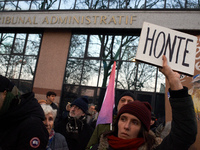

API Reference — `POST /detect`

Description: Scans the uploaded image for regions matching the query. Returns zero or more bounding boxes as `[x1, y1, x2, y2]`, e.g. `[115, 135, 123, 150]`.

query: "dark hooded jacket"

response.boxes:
[0, 92, 49, 150]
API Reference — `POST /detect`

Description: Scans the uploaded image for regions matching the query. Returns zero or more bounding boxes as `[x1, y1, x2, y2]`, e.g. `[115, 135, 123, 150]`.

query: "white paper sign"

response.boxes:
[136, 22, 197, 76]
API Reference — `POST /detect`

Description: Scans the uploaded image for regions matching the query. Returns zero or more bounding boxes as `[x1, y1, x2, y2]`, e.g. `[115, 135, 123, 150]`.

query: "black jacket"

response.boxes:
[54, 115, 94, 150]
[156, 87, 197, 150]
[0, 92, 49, 150]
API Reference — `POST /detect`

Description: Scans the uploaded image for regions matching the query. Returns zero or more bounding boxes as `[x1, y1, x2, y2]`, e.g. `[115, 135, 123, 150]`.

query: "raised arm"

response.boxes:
[156, 55, 197, 150]
[159, 55, 183, 90]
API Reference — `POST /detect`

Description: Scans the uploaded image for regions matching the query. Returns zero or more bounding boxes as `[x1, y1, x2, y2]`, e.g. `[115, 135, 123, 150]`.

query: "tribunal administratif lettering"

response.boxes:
[1, 11, 200, 29]
[0, 14, 137, 28]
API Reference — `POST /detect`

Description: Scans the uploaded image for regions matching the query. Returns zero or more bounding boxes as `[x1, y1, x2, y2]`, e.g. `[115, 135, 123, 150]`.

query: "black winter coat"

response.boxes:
[54, 116, 94, 150]
[0, 92, 49, 150]
[156, 87, 197, 150]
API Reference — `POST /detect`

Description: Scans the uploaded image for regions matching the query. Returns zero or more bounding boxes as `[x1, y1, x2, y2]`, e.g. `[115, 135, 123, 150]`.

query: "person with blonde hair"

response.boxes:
[41, 104, 69, 150]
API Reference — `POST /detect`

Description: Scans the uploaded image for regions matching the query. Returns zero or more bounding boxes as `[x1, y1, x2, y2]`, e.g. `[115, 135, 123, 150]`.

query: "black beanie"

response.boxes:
[116, 100, 152, 131]
[0, 75, 14, 92]
[113, 91, 136, 115]
[71, 96, 89, 114]
[117, 91, 135, 104]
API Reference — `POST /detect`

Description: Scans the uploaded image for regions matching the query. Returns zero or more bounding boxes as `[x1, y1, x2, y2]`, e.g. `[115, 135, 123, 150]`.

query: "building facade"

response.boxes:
[0, 0, 200, 149]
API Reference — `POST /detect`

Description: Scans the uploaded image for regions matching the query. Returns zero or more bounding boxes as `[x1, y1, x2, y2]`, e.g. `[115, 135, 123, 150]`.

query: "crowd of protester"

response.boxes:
[0, 55, 197, 150]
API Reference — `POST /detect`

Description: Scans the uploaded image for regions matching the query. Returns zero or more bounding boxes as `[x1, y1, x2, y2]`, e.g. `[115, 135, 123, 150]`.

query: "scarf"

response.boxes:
[47, 129, 55, 150]
[66, 116, 84, 133]
[49, 129, 55, 139]
[107, 135, 145, 150]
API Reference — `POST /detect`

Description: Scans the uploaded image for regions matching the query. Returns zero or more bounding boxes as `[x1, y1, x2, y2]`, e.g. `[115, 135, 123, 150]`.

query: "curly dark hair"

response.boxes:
[46, 91, 57, 97]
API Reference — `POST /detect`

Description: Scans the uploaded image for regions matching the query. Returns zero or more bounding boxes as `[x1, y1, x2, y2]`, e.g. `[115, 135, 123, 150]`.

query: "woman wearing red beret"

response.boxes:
[90, 55, 197, 150]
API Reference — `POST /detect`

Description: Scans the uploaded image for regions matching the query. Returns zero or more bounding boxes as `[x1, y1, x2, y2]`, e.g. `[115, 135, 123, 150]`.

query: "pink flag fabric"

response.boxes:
[96, 61, 116, 126]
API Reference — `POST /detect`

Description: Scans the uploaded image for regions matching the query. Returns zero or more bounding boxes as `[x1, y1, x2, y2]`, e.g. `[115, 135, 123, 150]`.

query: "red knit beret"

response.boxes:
[116, 100, 152, 131]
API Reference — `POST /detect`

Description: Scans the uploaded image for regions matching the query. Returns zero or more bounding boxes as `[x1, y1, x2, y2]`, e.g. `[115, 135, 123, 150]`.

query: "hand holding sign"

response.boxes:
[159, 55, 183, 90]
[136, 22, 197, 76]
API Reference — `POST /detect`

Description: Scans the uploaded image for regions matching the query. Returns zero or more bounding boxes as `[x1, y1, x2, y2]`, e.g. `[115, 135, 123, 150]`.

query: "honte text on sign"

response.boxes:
[136, 22, 197, 76]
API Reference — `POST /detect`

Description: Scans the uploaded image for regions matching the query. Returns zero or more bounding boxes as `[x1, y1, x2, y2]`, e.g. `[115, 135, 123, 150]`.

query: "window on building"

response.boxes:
[0, 0, 199, 11]
[17, 1, 31, 10]
[0, 33, 42, 93]
[60, 33, 165, 117]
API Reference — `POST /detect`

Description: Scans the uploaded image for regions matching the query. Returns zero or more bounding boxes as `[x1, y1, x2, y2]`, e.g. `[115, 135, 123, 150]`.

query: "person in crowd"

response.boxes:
[86, 91, 135, 150]
[66, 102, 71, 111]
[150, 113, 159, 132]
[87, 103, 99, 128]
[62, 102, 71, 119]
[89, 105, 99, 129]
[54, 96, 94, 150]
[89, 55, 197, 150]
[41, 104, 69, 150]
[46, 91, 58, 110]
[150, 112, 164, 138]
[0, 75, 49, 150]
[87, 103, 96, 124]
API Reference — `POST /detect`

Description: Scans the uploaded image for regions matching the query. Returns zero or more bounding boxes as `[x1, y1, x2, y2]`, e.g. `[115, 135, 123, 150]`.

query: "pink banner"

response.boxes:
[96, 61, 116, 126]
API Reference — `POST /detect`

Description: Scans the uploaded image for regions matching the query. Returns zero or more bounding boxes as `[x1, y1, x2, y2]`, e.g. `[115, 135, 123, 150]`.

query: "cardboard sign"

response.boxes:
[136, 22, 197, 76]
